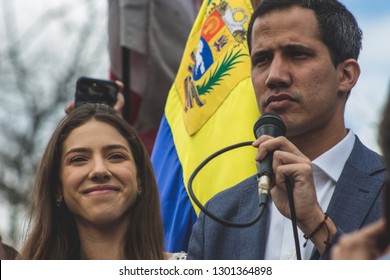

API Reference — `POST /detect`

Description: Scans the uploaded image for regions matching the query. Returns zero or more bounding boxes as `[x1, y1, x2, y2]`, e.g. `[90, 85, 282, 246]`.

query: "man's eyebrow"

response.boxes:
[251, 49, 272, 61]
[283, 43, 313, 52]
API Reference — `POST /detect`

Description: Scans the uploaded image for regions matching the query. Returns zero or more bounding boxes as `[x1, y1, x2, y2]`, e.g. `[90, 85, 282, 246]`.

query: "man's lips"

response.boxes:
[82, 185, 120, 195]
[265, 93, 297, 108]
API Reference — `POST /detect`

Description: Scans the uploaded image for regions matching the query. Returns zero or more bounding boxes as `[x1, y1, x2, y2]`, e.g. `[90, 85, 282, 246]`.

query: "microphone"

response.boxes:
[253, 113, 286, 197]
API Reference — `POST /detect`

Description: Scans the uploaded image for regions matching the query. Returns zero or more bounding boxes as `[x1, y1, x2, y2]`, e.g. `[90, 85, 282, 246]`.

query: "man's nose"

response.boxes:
[265, 56, 292, 90]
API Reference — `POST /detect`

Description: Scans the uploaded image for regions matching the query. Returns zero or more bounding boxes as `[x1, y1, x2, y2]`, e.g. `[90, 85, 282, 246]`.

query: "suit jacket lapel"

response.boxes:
[326, 136, 385, 231]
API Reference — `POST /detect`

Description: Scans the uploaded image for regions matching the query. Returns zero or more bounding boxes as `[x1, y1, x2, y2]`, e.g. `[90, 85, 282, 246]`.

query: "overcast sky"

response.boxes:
[341, 0, 390, 153]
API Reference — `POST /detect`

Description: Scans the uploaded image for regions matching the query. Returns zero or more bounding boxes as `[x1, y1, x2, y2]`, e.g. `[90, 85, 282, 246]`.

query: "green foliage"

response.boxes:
[196, 49, 247, 96]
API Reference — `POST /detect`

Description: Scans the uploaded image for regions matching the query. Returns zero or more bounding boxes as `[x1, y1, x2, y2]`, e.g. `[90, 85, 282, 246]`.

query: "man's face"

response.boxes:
[250, 6, 347, 138]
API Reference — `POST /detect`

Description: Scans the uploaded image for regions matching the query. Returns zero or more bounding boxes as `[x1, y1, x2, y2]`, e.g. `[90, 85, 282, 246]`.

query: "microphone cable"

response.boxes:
[187, 141, 302, 258]
[285, 175, 302, 260]
[187, 142, 303, 259]
[187, 112, 302, 258]
[187, 141, 269, 228]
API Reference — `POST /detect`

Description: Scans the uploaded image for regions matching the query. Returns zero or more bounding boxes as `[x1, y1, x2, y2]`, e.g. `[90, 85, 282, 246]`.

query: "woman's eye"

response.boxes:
[108, 153, 127, 160]
[69, 156, 87, 164]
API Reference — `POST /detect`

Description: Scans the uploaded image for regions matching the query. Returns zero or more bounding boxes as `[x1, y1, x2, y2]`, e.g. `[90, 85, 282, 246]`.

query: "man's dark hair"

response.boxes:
[247, 0, 362, 66]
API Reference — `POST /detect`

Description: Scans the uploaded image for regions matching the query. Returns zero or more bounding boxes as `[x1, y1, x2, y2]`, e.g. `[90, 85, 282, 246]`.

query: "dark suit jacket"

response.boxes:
[187, 136, 386, 259]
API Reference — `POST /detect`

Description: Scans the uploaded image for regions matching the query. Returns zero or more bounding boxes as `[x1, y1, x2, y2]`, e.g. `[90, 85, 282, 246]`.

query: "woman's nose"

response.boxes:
[88, 158, 112, 181]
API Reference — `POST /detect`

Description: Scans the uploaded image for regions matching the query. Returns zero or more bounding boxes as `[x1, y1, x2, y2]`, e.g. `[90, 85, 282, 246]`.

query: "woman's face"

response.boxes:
[60, 119, 139, 228]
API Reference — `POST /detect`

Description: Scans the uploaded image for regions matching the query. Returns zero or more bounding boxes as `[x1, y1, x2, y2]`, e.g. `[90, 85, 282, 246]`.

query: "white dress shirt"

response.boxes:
[264, 130, 355, 259]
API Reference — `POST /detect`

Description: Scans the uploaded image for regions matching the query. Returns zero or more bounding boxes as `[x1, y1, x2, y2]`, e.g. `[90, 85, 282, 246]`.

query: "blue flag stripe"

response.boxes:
[151, 115, 198, 252]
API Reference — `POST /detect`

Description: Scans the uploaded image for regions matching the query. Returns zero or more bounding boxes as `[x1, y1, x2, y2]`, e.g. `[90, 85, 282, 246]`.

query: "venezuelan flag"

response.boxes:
[151, 0, 260, 252]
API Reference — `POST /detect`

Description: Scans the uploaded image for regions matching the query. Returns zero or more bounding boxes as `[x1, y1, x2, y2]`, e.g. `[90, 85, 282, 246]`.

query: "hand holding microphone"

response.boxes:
[188, 112, 318, 229]
[253, 113, 317, 259]
[253, 113, 286, 198]
[187, 112, 287, 227]
[253, 114, 325, 237]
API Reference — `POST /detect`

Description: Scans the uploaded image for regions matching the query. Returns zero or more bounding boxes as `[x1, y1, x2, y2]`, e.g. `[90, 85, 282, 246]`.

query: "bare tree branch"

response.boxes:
[0, 0, 108, 247]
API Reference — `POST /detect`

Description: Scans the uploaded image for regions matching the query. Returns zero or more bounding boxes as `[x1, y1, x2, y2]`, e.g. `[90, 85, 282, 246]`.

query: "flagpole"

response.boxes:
[121, 46, 131, 123]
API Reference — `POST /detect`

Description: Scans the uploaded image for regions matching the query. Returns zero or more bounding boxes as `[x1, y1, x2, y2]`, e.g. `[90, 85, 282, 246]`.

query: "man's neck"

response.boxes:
[289, 124, 348, 161]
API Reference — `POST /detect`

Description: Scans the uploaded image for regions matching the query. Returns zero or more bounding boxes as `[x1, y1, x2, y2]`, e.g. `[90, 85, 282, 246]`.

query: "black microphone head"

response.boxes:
[253, 112, 286, 139]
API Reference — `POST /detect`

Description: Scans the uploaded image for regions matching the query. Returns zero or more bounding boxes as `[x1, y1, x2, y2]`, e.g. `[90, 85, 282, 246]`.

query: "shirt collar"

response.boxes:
[312, 130, 355, 182]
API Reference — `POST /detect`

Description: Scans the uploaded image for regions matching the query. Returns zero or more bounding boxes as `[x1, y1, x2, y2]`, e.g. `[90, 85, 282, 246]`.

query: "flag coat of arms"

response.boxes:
[151, 0, 260, 252]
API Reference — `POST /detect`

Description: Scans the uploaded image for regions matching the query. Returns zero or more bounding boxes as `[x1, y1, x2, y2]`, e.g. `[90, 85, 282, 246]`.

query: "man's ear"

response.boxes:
[337, 58, 360, 95]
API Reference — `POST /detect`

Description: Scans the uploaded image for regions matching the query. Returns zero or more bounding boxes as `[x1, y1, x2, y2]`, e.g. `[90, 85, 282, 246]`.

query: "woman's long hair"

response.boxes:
[18, 104, 165, 259]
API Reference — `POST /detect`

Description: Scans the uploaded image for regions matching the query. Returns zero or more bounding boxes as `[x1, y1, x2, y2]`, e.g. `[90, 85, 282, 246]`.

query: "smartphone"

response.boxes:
[74, 77, 119, 108]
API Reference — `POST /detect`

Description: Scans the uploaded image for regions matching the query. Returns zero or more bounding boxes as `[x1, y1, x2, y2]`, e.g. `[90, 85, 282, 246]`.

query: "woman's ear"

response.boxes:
[137, 177, 142, 197]
[337, 58, 361, 95]
[56, 194, 63, 207]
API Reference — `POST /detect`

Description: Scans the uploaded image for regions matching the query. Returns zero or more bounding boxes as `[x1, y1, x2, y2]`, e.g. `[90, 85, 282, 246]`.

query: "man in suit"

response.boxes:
[331, 86, 390, 260]
[187, 0, 386, 260]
